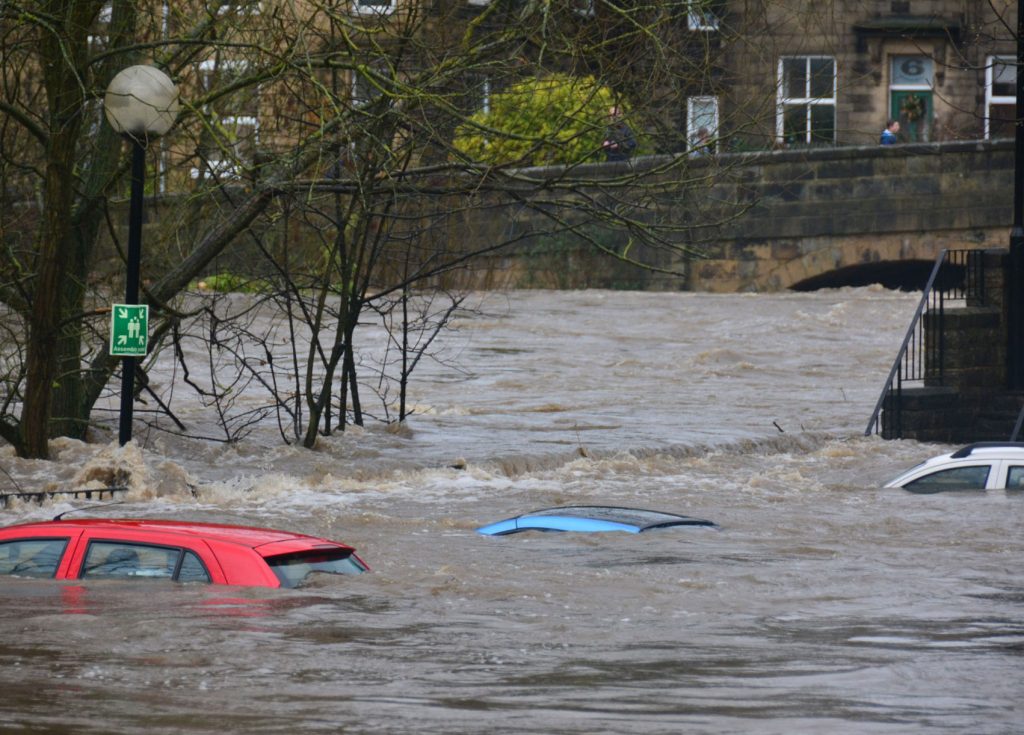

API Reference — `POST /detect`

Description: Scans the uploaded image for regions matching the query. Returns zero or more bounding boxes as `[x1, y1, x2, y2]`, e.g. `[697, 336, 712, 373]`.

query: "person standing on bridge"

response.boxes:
[603, 106, 637, 162]
[880, 119, 900, 145]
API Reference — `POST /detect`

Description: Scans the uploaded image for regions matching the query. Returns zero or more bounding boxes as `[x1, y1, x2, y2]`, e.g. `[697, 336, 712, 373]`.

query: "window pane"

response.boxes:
[688, 1, 719, 31]
[809, 58, 834, 98]
[993, 60, 1016, 98]
[177, 551, 211, 583]
[688, 97, 718, 152]
[82, 542, 178, 579]
[810, 104, 835, 143]
[892, 56, 933, 87]
[573, 0, 595, 17]
[689, 98, 717, 130]
[783, 59, 807, 98]
[903, 465, 991, 492]
[783, 104, 808, 144]
[1007, 465, 1024, 489]
[0, 538, 69, 578]
[989, 104, 1016, 138]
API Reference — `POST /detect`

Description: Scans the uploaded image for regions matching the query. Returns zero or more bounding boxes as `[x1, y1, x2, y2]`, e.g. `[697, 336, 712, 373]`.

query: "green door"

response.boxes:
[890, 90, 933, 142]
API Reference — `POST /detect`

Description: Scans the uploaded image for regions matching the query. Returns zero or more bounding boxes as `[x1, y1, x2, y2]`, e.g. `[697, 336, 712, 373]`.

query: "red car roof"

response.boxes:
[0, 519, 350, 552]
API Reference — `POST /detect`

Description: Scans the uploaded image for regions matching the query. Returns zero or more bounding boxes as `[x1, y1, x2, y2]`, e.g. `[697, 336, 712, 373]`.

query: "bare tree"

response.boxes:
[2, 0, 788, 456]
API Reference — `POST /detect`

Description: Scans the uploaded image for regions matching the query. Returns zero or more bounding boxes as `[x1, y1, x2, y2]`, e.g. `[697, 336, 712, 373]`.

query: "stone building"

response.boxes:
[13, 1, 1010, 189]
[704, 0, 1016, 149]
[180, 1, 1017, 172]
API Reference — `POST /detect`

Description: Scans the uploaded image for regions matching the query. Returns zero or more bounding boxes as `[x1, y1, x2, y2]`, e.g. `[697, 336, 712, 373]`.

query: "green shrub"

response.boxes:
[453, 75, 632, 167]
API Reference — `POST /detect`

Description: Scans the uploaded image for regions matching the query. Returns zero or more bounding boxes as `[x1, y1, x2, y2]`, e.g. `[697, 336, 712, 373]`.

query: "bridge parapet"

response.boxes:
[677, 140, 1013, 291]
[93, 140, 1015, 293]
[444, 139, 1014, 292]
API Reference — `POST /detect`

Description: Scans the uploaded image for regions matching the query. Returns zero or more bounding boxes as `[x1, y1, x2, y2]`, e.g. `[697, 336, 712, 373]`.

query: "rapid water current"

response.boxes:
[1, 288, 1021, 734]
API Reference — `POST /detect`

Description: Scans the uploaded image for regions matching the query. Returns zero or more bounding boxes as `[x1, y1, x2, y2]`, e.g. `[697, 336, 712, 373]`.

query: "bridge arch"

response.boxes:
[790, 259, 940, 291]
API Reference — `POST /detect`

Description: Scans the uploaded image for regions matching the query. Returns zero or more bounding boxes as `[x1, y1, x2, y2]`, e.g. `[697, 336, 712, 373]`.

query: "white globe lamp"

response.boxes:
[104, 65, 180, 140]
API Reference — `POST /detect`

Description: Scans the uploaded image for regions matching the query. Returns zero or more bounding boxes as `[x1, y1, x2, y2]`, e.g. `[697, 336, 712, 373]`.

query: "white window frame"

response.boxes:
[191, 59, 260, 180]
[687, 1, 719, 31]
[776, 55, 836, 145]
[986, 55, 1016, 140]
[216, 0, 261, 16]
[477, 77, 492, 115]
[352, 0, 396, 15]
[573, 0, 595, 17]
[687, 96, 718, 153]
[88, 1, 112, 49]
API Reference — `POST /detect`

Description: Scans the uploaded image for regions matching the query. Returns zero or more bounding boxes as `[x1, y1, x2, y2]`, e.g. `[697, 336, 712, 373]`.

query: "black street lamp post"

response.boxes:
[103, 66, 179, 445]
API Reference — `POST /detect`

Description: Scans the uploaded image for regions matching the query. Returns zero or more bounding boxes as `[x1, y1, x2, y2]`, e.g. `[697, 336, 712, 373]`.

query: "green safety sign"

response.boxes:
[109, 304, 149, 357]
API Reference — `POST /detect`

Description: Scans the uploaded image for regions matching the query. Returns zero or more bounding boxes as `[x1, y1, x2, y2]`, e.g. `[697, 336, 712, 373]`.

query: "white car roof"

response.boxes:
[885, 442, 1024, 488]
[947, 443, 1024, 460]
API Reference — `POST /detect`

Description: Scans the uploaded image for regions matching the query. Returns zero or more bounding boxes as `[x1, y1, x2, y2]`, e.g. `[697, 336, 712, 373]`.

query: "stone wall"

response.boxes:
[683, 140, 1013, 291]
[443, 139, 1016, 292]
[106, 139, 1017, 294]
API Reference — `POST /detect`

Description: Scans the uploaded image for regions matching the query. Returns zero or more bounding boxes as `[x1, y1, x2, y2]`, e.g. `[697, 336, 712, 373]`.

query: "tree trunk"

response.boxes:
[21, 7, 90, 458]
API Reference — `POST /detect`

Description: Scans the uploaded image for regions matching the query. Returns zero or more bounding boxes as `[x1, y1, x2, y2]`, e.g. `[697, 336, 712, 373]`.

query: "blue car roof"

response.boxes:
[476, 505, 717, 536]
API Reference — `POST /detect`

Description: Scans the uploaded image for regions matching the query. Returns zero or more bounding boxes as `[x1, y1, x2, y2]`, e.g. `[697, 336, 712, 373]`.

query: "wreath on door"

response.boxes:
[900, 94, 926, 122]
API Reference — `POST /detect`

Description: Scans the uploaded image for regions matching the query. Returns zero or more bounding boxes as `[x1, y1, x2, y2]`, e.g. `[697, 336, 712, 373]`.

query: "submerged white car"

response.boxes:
[884, 442, 1024, 492]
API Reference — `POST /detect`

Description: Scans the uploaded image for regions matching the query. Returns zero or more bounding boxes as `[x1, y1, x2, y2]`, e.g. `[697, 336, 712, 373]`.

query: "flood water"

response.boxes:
[1, 288, 1022, 734]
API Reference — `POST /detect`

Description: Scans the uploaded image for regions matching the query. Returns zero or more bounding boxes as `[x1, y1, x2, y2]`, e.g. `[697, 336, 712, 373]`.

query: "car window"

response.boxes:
[903, 465, 991, 492]
[1006, 465, 1024, 490]
[0, 538, 69, 579]
[176, 550, 211, 583]
[264, 549, 366, 588]
[80, 542, 212, 583]
[82, 541, 179, 580]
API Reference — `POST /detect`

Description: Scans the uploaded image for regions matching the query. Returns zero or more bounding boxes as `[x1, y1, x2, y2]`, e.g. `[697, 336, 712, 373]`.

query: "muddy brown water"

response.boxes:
[1, 289, 1021, 734]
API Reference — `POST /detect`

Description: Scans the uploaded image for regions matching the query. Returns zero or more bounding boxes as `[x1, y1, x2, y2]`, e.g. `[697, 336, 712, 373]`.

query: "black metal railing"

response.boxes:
[0, 486, 127, 509]
[865, 249, 987, 438]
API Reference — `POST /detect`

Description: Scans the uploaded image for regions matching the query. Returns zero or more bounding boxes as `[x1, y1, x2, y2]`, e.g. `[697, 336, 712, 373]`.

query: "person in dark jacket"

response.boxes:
[602, 106, 637, 161]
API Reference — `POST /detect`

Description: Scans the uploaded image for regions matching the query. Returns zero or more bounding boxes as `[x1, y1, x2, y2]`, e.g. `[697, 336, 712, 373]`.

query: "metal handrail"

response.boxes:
[865, 249, 986, 437]
[1012, 404, 1024, 441]
[0, 486, 127, 509]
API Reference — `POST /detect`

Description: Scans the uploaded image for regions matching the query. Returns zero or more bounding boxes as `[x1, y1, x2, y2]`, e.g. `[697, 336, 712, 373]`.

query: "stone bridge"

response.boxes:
[103, 140, 1014, 294]
[685, 139, 1013, 292]
[461, 139, 1014, 292]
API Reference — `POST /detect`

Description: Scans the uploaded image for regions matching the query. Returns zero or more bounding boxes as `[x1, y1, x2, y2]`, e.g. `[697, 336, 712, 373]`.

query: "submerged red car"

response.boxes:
[0, 518, 368, 588]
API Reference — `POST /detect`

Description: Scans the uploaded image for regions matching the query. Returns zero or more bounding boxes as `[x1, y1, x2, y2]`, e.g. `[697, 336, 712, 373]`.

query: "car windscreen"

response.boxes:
[526, 506, 710, 529]
[0, 537, 69, 578]
[264, 549, 367, 588]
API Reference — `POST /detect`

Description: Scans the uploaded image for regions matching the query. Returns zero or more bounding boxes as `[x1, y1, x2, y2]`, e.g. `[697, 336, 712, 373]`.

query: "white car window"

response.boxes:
[903, 465, 991, 492]
[1006, 465, 1024, 489]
